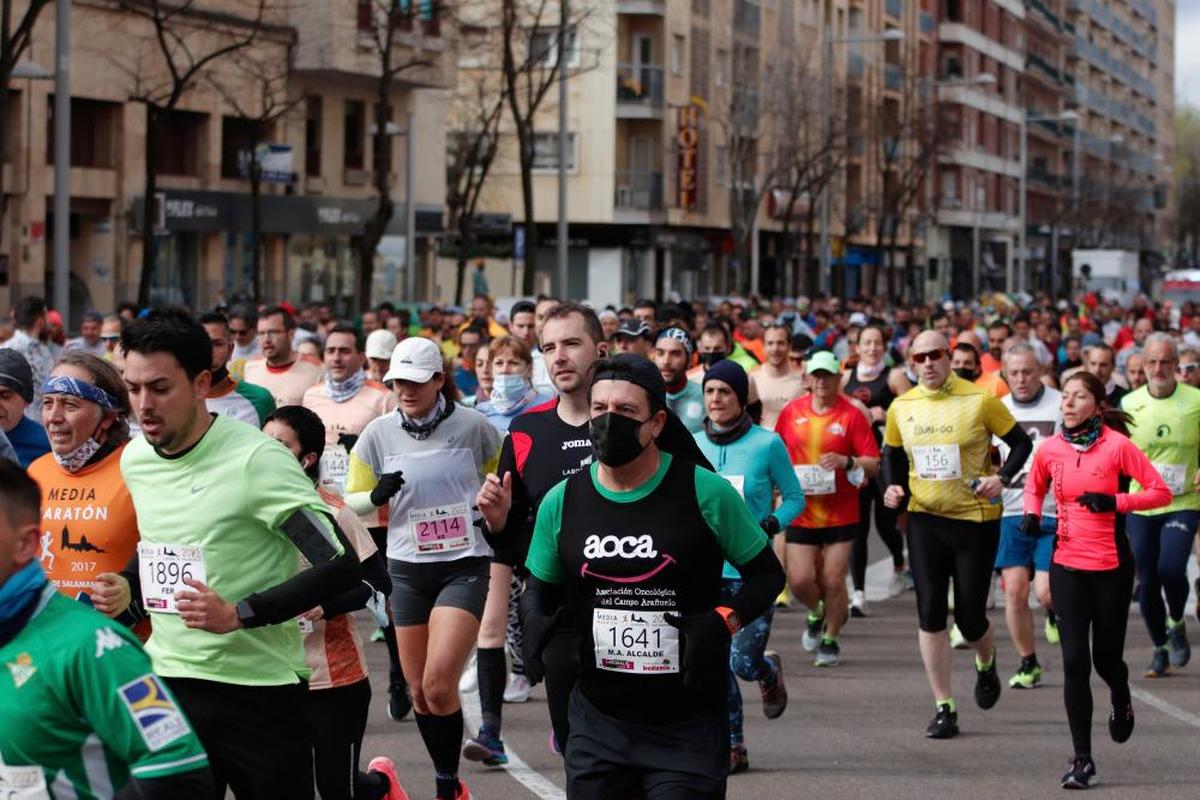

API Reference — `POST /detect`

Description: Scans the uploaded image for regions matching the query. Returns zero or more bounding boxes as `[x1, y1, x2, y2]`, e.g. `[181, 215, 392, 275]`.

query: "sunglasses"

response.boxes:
[100, 335, 120, 342]
[1178, 363, 1199, 374]
[912, 349, 946, 364]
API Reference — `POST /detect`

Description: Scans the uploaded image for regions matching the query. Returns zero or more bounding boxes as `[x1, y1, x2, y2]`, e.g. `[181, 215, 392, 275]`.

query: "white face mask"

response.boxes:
[52, 436, 103, 473]
[490, 374, 530, 406]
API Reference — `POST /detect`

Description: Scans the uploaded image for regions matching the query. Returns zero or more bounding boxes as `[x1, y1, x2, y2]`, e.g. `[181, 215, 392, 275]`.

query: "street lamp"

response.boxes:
[1019, 109, 1078, 295]
[368, 115, 416, 302]
[817, 27, 904, 296]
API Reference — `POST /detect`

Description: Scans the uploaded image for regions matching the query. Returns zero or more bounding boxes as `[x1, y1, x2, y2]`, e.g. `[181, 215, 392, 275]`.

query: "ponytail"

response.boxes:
[1099, 405, 1132, 437]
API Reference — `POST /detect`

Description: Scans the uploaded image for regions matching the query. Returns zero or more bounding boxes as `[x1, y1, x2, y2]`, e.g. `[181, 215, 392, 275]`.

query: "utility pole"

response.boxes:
[556, 0, 569, 297]
[53, 0, 70, 328]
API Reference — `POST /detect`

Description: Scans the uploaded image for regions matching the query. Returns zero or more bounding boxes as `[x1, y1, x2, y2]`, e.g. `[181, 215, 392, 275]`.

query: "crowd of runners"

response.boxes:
[1, 288, 1198, 797]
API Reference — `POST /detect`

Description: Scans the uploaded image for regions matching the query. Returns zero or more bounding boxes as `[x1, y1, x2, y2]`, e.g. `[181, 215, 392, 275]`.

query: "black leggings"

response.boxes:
[1051, 561, 1134, 758]
[851, 479, 906, 591]
[543, 625, 581, 751]
[907, 514, 999, 641]
[306, 679, 389, 800]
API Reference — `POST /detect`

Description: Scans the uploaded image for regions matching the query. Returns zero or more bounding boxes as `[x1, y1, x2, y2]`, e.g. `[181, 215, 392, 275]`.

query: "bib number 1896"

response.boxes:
[137, 543, 206, 614]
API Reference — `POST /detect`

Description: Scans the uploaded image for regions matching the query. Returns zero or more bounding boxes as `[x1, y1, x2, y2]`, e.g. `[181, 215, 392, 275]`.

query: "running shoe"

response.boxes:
[802, 613, 824, 652]
[370, 627, 386, 643]
[1109, 701, 1134, 743]
[1060, 755, 1097, 789]
[730, 743, 749, 774]
[1144, 646, 1170, 678]
[459, 651, 478, 693]
[1045, 615, 1061, 645]
[1165, 620, 1191, 668]
[774, 587, 792, 610]
[760, 651, 788, 718]
[549, 730, 562, 756]
[453, 779, 472, 800]
[387, 680, 412, 722]
[366, 756, 411, 800]
[462, 728, 508, 766]
[974, 650, 1001, 709]
[504, 672, 532, 703]
[850, 590, 867, 618]
[948, 624, 968, 650]
[1009, 662, 1044, 689]
[888, 571, 909, 598]
[924, 704, 959, 739]
[814, 639, 841, 668]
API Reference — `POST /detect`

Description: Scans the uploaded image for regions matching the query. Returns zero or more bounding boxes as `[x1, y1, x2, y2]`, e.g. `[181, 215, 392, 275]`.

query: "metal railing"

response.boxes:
[616, 64, 665, 108]
[614, 171, 664, 210]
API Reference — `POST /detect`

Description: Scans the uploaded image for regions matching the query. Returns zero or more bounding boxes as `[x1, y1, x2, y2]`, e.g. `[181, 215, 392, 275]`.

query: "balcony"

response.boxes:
[616, 64, 665, 119]
[614, 171, 664, 211]
[884, 63, 902, 91]
[885, 0, 902, 19]
[1028, 0, 1063, 33]
[1027, 166, 1064, 190]
[1026, 52, 1063, 86]
[616, 0, 666, 13]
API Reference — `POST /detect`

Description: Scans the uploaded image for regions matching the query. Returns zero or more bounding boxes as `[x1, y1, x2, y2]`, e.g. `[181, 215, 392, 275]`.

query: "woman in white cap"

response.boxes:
[365, 329, 399, 384]
[345, 336, 501, 800]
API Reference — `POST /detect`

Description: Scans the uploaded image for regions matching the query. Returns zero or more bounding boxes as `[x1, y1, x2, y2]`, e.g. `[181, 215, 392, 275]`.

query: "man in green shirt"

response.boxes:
[0, 461, 212, 799]
[523, 354, 784, 798]
[100, 308, 362, 799]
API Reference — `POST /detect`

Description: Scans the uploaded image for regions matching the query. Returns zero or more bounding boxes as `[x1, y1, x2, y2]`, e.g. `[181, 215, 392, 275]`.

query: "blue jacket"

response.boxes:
[694, 423, 805, 578]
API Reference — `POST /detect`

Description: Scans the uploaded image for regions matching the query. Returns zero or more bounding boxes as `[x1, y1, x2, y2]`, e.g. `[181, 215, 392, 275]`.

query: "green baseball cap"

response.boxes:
[806, 351, 840, 375]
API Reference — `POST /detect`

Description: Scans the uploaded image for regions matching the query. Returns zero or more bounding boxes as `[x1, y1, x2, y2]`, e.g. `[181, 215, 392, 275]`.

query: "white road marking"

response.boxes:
[461, 687, 566, 800]
[1130, 687, 1200, 730]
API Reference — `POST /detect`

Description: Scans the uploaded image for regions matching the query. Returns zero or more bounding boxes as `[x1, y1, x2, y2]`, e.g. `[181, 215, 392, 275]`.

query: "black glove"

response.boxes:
[1077, 492, 1117, 513]
[517, 595, 560, 686]
[1018, 513, 1042, 537]
[760, 515, 782, 536]
[337, 432, 359, 452]
[369, 471, 405, 507]
[663, 610, 731, 690]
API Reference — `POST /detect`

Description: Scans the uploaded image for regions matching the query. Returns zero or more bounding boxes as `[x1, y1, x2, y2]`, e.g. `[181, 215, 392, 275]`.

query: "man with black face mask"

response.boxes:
[522, 354, 783, 798]
[952, 341, 1009, 399]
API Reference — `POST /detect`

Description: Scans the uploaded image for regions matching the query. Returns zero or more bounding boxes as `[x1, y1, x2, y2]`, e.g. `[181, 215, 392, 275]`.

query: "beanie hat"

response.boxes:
[703, 358, 749, 408]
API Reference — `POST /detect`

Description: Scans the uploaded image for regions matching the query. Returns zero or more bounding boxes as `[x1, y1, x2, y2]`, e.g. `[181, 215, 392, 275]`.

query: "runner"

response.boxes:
[462, 335, 556, 763]
[523, 354, 784, 798]
[302, 323, 409, 720]
[261, 405, 409, 800]
[1120, 332, 1200, 676]
[0, 461, 214, 799]
[1022, 371, 1171, 789]
[655, 327, 706, 433]
[228, 304, 261, 366]
[1083, 343, 1127, 408]
[882, 330, 1032, 738]
[346, 335, 501, 800]
[242, 304, 323, 407]
[26, 352, 144, 631]
[1, 296, 53, 418]
[0, 348, 50, 466]
[753, 322, 807, 431]
[611, 319, 653, 358]
[200, 311, 276, 428]
[693, 359, 804, 773]
[994, 343, 1061, 689]
[775, 351, 879, 665]
[105, 308, 364, 798]
[843, 324, 912, 611]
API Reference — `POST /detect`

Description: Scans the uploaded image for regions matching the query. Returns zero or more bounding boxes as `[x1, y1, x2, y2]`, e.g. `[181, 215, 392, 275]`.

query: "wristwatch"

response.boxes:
[234, 600, 257, 629]
[715, 606, 742, 636]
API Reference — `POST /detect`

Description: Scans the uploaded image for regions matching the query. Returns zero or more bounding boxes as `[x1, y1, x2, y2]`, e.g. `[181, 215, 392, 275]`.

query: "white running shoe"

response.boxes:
[503, 672, 532, 703]
[888, 571, 908, 598]
[850, 590, 867, 618]
[459, 650, 478, 694]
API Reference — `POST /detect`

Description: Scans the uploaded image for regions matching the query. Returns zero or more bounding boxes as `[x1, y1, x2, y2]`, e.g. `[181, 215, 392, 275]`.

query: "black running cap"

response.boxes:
[590, 353, 667, 411]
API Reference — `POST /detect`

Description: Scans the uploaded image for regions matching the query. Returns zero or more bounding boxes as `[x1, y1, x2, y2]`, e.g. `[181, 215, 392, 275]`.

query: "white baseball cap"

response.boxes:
[383, 337, 444, 383]
[365, 329, 398, 360]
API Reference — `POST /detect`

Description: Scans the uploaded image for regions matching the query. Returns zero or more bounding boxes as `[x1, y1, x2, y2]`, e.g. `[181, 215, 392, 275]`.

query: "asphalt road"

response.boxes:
[357, 556, 1200, 799]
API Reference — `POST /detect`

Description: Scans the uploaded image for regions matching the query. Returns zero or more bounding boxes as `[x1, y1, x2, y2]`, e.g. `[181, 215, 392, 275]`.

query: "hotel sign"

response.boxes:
[676, 104, 700, 211]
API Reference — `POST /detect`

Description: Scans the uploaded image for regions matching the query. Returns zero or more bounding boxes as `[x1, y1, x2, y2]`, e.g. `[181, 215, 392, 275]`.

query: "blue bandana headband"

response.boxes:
[41, 375, 117, 410]
[656, 327, 695, 356]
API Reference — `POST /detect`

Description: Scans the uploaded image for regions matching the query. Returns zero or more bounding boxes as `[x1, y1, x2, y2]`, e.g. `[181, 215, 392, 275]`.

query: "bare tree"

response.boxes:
[108, 0, 274, 307]
[445, 32, 504, 304]
[0, 0, 52, 253]
[209, 47, 302, 301]
[1173, 108, 1200, 266]
[355, 0, 442, 308]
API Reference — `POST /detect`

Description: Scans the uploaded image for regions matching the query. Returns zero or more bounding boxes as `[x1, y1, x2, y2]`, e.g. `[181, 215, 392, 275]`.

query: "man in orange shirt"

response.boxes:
[981, 321, 1012, 375]
[243, 304, 323, 407]
[952, 342, 1009, 399]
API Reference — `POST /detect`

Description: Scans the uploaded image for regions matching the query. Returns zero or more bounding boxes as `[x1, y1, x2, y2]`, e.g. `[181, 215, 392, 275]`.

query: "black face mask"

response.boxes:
[210, 366, 230, 386]
[590, 412, 649, 467]
[953, 367, 979, 382]
[699, 352, 726, 370]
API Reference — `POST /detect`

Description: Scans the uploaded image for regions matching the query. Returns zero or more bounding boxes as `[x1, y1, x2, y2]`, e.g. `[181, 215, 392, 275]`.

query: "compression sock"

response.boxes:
[476, 646, 506, 732]
[415, 710, 464, 800]
[937, 697, 957, 713]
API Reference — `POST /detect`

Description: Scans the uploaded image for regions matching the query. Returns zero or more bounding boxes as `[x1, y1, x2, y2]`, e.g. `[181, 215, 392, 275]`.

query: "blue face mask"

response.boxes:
[0, 560, 48, 623]
[490, 374, 530, 406]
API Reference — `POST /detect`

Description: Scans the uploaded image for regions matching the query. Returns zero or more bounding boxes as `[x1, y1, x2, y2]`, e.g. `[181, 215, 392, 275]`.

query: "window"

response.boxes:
[155, 109, 205, 176]
[531, 132, 577, 170]
[356, 0, 373, 31]
[46, 97, 119, 168]
[343, 100, 365, 171]
[221, 116, 265, 179]
[715, 49, 728, 87]
[529, 29, 581, 69]
[306, 96, 322, 176]
[671, 34, 685, 75]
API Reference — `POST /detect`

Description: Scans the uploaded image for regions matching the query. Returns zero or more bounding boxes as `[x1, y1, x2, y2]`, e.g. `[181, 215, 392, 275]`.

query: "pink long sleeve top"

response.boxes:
[1024, 425, 1172, 571]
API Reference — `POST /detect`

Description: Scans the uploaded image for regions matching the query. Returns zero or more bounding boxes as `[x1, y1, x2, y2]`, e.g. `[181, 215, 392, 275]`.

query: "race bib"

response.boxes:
[724, 475, 746, 499]
[912, 445, 962, 481]
[408, 502, 473, 555]
[318, 444, 350, 493]
[137, 543, 206, 614]
[1154, 463, 1188, 496]
[795, 465, 836, 495]
[0, 764, 48, 799]
[297, 618, 314, 634]
[592, 608, 679, 674]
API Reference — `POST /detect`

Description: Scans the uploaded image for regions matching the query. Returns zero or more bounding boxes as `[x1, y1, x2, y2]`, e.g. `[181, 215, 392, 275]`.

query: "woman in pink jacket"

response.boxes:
[1022, 371, 1171, 790]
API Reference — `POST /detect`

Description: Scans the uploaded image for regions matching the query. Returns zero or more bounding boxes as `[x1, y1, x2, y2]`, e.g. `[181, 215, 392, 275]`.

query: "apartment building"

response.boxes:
[1, 0, 452, 319]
